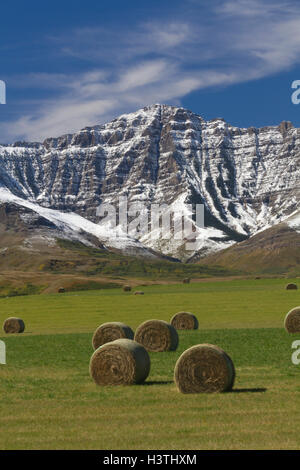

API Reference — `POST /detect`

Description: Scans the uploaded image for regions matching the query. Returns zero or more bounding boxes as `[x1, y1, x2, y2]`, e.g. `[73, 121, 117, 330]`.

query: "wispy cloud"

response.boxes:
[2, 60, 204, 141]
[3, 0, 300, 142]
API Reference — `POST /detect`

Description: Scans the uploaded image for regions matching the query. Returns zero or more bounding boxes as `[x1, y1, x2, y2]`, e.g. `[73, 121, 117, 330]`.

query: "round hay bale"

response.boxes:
[134, 291, 144, 295]
[286, 283, 298, 290]
[134, 319, 178, 352]
[174, 343, 235, 393]
[58, 287, 65, 293]
[89, 338, 150, 386]
[92, 322, 134, 350]
[284, 306, 300, 333]
[3, 317, 25, 334]
[170, 311, 198, 330]
[183, 278, 190, 284]
[123, 285, 131, 292]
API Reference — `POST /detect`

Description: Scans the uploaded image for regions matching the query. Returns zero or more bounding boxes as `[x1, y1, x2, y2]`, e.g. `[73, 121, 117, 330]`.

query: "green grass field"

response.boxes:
[0, 278, 300, 450]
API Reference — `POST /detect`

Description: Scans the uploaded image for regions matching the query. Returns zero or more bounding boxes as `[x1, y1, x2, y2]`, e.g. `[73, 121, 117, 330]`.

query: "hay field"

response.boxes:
[0, 278, 300, 449]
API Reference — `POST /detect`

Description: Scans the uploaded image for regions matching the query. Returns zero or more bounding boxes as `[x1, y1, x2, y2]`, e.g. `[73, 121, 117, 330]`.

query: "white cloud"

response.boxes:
[117, 60, 171, 91]
[3, 0, 300, 142]
[1, 61, 203, 141]
[142, 22, 194, 49]
[5, 99, 116, 141]
[218, 0, 284, 17]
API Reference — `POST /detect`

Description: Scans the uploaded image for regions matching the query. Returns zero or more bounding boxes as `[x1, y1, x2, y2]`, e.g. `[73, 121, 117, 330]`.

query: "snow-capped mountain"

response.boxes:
[0, 104, 299, 260]
[195, 209, 300, 273]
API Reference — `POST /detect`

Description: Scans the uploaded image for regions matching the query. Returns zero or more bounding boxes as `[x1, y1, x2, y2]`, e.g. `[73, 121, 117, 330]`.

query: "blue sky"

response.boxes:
[1, 0, 300, 142]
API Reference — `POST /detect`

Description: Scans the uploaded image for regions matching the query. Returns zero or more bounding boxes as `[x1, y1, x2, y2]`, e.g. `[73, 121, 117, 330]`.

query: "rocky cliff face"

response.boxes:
[0, 104, 299, 260]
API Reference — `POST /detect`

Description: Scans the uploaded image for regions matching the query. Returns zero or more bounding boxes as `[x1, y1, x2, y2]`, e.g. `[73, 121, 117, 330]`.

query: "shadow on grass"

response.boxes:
[143, 380, 174, 386]
[141, 383, 267, 391]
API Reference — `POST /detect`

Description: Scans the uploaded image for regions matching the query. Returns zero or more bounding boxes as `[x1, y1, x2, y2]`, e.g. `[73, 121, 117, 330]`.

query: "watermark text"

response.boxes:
[96, 197, 205, 250]
[0, 340, 6, 364]
[0, 80, 6, 104]
[291, 340, 300, 365]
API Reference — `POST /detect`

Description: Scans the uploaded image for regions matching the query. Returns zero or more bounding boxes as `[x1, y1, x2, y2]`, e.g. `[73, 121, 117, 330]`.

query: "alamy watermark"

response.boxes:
[0, 80, 6, 104]
[0, 340, 6, 365]
[291, 340, 300, 365]
[96, 197, 205, 250]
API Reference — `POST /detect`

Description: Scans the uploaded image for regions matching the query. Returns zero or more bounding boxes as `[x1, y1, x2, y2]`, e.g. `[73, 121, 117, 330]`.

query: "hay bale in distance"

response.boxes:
[3, 317, 25, 334]
[92, 322, 134, 350]
[89, 338, 150, 386]
[123, 285, 132, 292]
[171, 311, 198, 330]
[183, 278, 190, 284]
[134, 291, 144, 295]
[286, 283, 298, 290]
[134, 319, 178, 352]
[174, 343, 235, 393]
[284, 306, 300, 333]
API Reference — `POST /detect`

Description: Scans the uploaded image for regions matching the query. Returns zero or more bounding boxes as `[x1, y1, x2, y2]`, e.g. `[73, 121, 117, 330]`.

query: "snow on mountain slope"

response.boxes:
[195, 215, 300, 273]
[0, 104, 299, 260]
[286, 210, 300, 233]
[0, 187, 156, 257]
